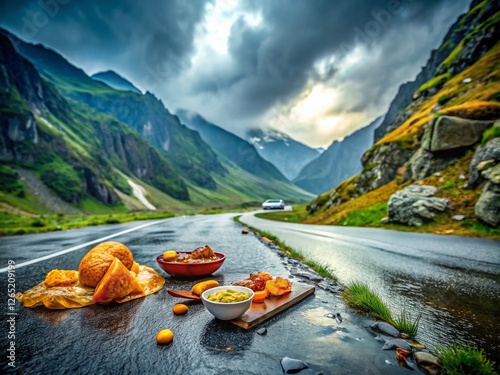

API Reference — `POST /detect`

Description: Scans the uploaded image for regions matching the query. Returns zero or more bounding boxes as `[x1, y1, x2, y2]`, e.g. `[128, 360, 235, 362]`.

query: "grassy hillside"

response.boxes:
[280, 1, 500, 238]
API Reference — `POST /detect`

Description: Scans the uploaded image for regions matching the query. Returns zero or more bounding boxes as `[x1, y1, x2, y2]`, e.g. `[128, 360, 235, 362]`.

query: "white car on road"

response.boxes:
[262, 199, 285, 210]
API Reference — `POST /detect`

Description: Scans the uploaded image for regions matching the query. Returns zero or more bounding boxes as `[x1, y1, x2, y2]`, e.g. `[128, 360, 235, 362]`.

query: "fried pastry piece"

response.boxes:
[16, 262, 165, 309]
[92, 258, 136, 303]
[15, 281, 95, 309]
[44, 270, 79, 287]
[115, 264, 165, 303]
[78, 241, 134, 287]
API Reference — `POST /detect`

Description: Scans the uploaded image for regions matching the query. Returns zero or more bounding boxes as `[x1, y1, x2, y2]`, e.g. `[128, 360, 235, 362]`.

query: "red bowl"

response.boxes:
[156, 252, 226, 277]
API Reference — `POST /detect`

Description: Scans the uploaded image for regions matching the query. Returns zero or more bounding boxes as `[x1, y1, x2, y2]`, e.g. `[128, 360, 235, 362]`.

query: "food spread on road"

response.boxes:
[233, 272, 292, 300]
[162, 245, 218, 263]
[15, 239, 312, 330]
[231, 282, 315, 329]
[206, 288, 252, 303]
[233, 271, 273, 291]
[15, 241, 165, 309]
[166, 279, 219, 300]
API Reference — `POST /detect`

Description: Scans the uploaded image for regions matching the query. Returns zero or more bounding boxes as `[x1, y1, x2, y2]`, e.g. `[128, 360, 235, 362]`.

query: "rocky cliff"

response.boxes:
[7, 31, 225, 190]
[306, 0, 500, 231]
[0, 33, 189, 208]
[373, 0, 498, 142]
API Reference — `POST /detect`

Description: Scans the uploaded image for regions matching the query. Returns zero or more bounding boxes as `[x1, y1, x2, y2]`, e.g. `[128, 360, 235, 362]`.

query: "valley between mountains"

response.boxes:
[1, 0, 499, 240]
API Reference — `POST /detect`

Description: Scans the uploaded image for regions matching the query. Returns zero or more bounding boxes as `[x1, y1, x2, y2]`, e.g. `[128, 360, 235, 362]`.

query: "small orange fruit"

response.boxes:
[163, 250, 177, 261]
[156, 329, 174, 345]
[173, 303, 189, 315]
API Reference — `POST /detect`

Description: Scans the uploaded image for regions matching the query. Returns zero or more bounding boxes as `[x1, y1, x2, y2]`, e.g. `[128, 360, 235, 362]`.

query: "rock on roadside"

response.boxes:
[388, 185, 450, 226]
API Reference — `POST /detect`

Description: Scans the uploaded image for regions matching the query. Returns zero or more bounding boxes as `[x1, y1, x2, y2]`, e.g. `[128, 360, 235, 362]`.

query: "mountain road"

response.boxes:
[240, 211, 500, 362]
[0, 213, 420, 375]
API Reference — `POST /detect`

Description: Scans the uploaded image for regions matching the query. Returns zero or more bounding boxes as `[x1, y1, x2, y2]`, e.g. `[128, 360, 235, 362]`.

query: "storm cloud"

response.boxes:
[0, 0, 470, 147]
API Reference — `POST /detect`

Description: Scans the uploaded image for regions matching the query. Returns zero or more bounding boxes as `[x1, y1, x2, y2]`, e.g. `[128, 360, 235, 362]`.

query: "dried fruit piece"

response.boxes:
[156, 329, 174, 345]
[252, 289, 269, 303]
[173, 303, 189, 315]
[162, 250, 177, 261]
[191, 280, 219, 296]
[266, 277, 292, 296]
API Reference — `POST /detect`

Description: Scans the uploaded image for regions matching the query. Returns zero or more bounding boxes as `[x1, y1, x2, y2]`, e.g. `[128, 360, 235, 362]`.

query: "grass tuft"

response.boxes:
[437, 344, 497, 375]
[340, 202, 387, 226]
[391, 306, 421, 338]
[342, 281, 393, 322]
[343, 282, 423, 338]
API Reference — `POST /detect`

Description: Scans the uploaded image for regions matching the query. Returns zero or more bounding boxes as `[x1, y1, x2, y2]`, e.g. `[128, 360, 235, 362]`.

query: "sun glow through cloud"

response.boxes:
[291, 84, 338, 122]
[9, 0, 465, 149]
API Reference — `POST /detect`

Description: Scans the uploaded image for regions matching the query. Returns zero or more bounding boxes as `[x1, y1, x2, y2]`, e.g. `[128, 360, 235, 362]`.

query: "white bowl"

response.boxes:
[201, 286, 254, 320]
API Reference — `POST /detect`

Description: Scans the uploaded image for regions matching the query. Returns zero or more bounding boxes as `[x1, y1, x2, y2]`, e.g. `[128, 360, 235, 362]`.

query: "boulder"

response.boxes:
[414, 351, 440, 372]
[475, 181, 500, 227]
[468, 138, 500, 187]
[388, 185, 450, 226]
[405, 148, 434, 181]
[421, 116, 493, 152]
[355, 142, 413, 195]
[371, 321, 399, 337]
[481, 163, 500, 184]
[404, 147, 458, 182]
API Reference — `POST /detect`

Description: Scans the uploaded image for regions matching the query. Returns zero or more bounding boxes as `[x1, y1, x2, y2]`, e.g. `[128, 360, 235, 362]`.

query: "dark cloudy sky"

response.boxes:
[0, 0, 470, 147]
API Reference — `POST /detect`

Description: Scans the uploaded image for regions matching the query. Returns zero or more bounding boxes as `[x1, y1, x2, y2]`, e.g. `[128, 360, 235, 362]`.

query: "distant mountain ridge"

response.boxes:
[0, 27, 312, 215]
[0, 32, 189, 206]
[293, 116, 383, 194]
[246, 128, 321, 180]
[177, 111, 289, 182]
[91, 70, 142, 94]
[8, 32, 225, 190]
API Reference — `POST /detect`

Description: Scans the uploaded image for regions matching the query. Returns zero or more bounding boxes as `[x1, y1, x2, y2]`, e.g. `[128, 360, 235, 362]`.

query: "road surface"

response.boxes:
[240, 211, 500, 362]
[1, 214, 420, 375]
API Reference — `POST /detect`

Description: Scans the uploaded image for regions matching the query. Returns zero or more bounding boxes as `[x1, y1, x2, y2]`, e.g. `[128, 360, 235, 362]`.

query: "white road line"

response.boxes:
[0, 218, 170, 273]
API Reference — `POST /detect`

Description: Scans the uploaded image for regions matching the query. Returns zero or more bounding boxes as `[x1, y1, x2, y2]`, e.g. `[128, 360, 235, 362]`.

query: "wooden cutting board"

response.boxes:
[231, 283, 315, 329]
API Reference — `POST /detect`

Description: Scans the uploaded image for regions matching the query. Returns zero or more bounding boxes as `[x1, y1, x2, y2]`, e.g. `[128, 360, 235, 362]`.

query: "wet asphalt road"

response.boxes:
[241, 212, 500, 363]
[1, 214, 420, 375]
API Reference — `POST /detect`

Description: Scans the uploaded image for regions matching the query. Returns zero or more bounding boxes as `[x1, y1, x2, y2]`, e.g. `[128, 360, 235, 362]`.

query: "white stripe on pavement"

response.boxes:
[0, 218, 170, 273]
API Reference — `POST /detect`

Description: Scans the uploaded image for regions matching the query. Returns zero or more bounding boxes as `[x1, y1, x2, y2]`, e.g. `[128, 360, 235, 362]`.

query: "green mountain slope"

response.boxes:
[0, 28, 312, 216]
[178, 111, 289, 182]
[8, 32, 225, 190]
[91, 70, 142, 94]
[0, 33, 189, 210]
[304, 0, 500, 233]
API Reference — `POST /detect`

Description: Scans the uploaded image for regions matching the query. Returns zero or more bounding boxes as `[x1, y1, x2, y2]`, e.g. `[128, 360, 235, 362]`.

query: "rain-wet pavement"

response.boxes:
[1, 214, 429, 374]
[240, 211, 500, 364]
